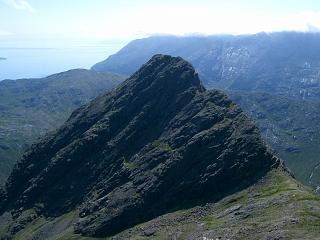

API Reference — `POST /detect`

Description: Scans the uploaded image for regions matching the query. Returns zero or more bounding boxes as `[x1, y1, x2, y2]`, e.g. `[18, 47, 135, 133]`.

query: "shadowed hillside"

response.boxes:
[0, 69, 124, 182]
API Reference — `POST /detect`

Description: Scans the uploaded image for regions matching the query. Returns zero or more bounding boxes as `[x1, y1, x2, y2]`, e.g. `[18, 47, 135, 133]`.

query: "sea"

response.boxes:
[0, 40, 128, 80]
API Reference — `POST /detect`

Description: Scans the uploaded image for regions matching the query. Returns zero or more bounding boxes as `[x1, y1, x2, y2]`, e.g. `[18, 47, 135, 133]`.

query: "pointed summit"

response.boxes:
[130, 54, 203, 90]
[111, 54, 204, 110]
[2, 55, 278, 237]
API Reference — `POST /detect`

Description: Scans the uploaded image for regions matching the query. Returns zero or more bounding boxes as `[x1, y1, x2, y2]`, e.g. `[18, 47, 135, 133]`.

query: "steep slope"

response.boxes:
[1, 55, 278, 238]
[0, 69, 124, 182]
[91, 32, 320, 189]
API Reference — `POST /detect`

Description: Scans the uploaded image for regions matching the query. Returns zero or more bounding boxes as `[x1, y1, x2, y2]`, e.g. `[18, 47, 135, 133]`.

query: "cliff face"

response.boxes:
[2, 55, 278, 237]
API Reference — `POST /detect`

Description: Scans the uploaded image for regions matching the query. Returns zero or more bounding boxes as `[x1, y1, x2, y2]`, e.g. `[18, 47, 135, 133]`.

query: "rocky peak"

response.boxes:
[2, 55, 278, 237]
[129, 54, 203, 91]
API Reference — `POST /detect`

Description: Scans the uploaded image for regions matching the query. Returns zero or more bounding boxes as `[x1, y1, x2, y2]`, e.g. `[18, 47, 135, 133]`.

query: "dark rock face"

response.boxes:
[3, 55, 278, 237]
[91, 32, 320, 190]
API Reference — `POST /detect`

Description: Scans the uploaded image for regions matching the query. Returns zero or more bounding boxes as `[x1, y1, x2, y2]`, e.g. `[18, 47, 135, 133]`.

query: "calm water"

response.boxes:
[0, 41, 127, 80]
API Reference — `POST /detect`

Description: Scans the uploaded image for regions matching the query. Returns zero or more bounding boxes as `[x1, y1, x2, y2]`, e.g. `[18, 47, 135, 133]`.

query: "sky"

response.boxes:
[1, 0, 320, 46]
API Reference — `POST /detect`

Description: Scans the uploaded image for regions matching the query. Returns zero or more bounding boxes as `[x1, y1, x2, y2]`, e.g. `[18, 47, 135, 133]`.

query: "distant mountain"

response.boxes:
[229, 91, 320, 189]
[0, 69, 124, 182]
[0, 58, 6, 61]
[92, 32, 320, 99]
[0, 55, 295, 239]
[92, 32, 320, 189]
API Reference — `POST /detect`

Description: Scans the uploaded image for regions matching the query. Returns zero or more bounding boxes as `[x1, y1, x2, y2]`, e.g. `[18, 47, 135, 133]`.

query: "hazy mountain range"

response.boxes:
[1, 55, 319, 239]
[93, 32, 320, 98]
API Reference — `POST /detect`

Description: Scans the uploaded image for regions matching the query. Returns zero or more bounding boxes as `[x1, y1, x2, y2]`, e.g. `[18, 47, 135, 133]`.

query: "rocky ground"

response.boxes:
[1, 168, 319, 240]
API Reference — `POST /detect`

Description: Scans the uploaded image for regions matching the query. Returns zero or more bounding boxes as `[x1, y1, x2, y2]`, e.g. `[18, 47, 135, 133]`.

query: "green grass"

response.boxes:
[13, 214, 48, 240]
[152, 140, 172, 151]
[202, 214, 224, 228]
[123, 160, 138, 171]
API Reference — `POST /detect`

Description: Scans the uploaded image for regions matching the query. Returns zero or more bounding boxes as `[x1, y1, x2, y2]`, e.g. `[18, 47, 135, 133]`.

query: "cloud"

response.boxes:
[0, 30, 12, 36]
[1, 0, 35, 12]
[307, 24, 320, 32]
[75, 5, 320, 40]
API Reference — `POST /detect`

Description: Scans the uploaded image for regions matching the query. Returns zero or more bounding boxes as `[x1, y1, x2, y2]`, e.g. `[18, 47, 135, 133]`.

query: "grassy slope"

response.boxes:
[0, 69, 124, 182]
[5, 168, 320, 240]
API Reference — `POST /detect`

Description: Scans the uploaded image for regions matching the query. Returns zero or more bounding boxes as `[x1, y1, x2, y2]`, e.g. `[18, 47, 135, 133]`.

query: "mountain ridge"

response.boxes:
[1, 55, 280, 238]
